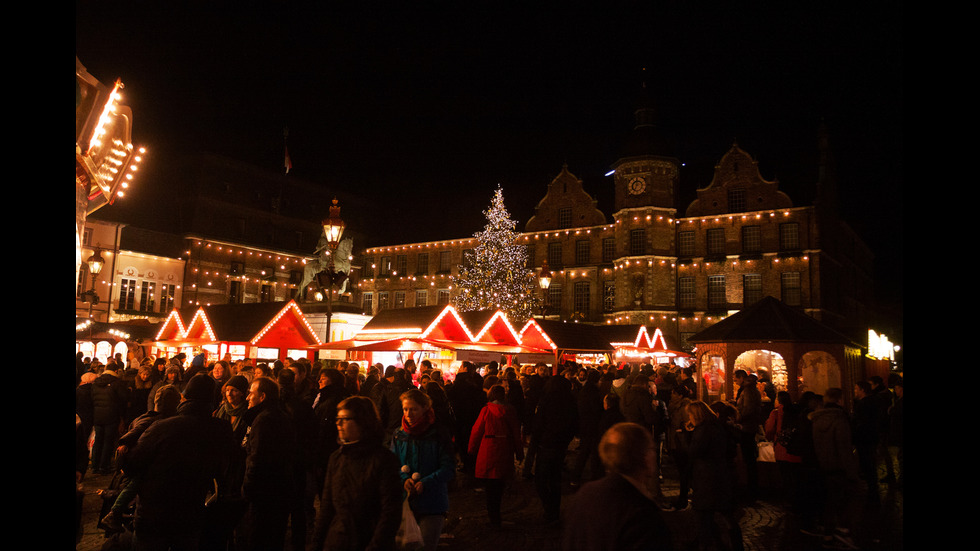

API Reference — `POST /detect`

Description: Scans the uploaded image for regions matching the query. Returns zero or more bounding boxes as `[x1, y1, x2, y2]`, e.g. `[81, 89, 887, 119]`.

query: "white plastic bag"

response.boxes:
[396, 498, 424, 551]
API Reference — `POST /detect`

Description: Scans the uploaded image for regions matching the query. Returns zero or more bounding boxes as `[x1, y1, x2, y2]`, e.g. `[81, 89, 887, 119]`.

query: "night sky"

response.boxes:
[76, 2, 902, 335]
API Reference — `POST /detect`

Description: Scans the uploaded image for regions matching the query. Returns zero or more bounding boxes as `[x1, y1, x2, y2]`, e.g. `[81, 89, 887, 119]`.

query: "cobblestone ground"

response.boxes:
[77, 444, 903, 551]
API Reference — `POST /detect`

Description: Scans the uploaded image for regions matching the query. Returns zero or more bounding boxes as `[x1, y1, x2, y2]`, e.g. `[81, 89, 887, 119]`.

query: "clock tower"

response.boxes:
[612, 91, 679, 211]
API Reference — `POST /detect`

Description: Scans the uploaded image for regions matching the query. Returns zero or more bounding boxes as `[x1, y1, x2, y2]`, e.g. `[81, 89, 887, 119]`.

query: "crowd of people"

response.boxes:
[75, 350, 903, 551]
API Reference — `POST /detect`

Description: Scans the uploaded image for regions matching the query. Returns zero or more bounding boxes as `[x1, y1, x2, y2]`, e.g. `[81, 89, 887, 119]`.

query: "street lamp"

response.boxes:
[319, 199, 348, 343]
[322, 198, 346, 250]
[537, 261, 552, 317]
[83, 249, 105, 319]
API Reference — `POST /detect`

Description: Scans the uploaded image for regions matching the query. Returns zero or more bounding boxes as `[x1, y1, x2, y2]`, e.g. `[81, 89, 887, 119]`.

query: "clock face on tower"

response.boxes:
[628, 176, 647, 195]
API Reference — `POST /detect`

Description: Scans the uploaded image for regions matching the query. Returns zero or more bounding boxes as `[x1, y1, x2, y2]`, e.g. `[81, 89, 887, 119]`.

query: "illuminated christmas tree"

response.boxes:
[451, 186, 539, 323]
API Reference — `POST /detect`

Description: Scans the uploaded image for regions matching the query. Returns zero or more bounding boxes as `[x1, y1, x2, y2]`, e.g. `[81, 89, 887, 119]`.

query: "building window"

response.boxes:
[394, 291, 406, 309]
[603, 280, 615, 312]
[526, 245, 535, 268]
[379, 256, 392, 276]
[779, 222, 800, 251]
[363, 257, 375, 278]
[378, 292, 389, 311]
[139, 281, 156, 312]
[781, 272, 801, 306]
[743, 274, 763, 306]
[706, 228, 726, 256]
[548, 242, 563, 268]
[230, 261, 244, 275]
[416, 253, 429, 275]
[119, 278, 137, 310]
[558, 207, 572, 228]
[229, 280, 243, 304]
[602, 238, 616, 263]
[575, 240, 590, 265]
[573, 281, 590, 315]
[678, 277, 696, 310]
[161, 284, 175, 312]
[629, 229, 646, 256]
[741, 226, 762, 254]
[728, 187, 746, 212]
[415, 289, 428, 307]
[547, 284, 562, 309]
[395, 255, 408, 276]
[437, 289, 451, 305]
[260, 284, 274, 303]
[678, 231, 695, 257]
[439, 251, 452, 272]
[708, 275, 726, 309]
[363, 292, 373, 314]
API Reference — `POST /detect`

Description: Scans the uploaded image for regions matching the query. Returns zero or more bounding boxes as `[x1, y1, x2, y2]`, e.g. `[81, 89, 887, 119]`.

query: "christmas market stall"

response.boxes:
[76, 317, 161, 366]
[687, 296, 864, 403]
[320, 305, 551, 377]
[600, 324, 692, 368]
[518, 318, 616, 371]
[148, 300, 323, 364]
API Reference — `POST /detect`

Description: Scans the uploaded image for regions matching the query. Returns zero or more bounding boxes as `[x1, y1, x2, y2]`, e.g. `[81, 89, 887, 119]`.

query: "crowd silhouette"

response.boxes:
[76, 351, 903, 551]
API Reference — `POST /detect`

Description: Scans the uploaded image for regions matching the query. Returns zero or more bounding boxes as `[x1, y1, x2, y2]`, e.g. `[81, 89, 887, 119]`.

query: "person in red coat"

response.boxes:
[468, 384, 524, 528]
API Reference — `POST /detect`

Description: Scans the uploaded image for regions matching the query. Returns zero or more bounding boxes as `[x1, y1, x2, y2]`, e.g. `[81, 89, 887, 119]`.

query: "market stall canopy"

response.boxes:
[688, 296, 859, 346]
[150, 300, 322, 349]
[520, 318, 615, 357]
[76, 317, 161, 344]
[324, 305, 549, 355]
[599, 324, 692, 359]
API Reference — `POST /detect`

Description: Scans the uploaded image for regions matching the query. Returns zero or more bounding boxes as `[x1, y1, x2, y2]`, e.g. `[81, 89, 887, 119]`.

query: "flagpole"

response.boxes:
[283, 126, 292, 175]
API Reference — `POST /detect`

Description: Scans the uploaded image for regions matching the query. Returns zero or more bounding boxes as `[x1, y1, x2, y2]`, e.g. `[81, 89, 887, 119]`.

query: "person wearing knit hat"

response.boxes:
[183, 374, 217, 407]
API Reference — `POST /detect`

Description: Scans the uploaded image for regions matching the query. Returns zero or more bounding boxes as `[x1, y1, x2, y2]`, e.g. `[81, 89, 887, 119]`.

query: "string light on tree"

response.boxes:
[451, 186, 539, 324]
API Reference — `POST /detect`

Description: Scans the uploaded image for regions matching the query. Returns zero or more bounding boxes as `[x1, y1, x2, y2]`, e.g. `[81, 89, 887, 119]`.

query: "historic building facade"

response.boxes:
[356, 102, 874, 349]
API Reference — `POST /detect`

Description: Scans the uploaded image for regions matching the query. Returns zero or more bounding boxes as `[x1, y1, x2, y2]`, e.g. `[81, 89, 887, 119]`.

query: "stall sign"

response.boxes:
[868, 330, 895, 361]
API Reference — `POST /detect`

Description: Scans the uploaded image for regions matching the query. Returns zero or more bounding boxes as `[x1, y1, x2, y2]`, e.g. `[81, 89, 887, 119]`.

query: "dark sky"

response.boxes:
[76, 2, 902, 332]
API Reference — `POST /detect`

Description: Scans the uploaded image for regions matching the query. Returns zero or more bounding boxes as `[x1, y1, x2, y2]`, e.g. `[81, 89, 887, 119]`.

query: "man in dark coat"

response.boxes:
[561, 422, 671, 551]
[571, 369, 605, 485]
[446, 363, 487, 478]
[241, 376, 298, 551]
[90, 366, 130, 474]
[520, 363, 550, 478]
[734, 369, 762, 498]
[372, 367, 414, 445]
[126, 374, 236, 550]
[532, 376, 578, 524]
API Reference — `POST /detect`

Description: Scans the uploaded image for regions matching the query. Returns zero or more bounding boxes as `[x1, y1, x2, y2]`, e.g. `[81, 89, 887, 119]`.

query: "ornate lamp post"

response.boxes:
[537, 260, 552, 317]
[82, 249, 105, 319]
[319, 199, 348, 343]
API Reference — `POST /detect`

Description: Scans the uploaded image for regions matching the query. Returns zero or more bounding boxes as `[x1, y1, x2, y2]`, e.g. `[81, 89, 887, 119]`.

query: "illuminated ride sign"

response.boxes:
[867, 330, 896, 361]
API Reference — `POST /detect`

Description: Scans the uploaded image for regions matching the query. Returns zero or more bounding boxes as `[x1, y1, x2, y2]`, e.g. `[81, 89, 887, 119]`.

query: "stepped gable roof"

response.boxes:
[688, 296, 858, 346]
[686, 143, 793, 217]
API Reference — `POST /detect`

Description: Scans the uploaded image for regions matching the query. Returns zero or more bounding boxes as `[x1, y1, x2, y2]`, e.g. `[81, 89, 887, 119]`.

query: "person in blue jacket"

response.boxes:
[391, 388, 456, 551]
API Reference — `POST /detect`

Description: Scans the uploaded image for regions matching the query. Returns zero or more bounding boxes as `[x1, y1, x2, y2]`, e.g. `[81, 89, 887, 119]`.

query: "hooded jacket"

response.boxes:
[809, 404, 858, 479]
[468, 401, 524, 479]
[91, 370, 129, 426]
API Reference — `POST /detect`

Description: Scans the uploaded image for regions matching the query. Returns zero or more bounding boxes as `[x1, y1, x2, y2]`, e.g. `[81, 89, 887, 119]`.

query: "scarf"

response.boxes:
[401, 406, 435, 436]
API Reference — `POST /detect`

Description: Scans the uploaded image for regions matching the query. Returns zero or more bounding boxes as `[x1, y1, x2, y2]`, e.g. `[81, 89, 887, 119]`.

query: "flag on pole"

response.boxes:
[283, 127, 292, 174]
